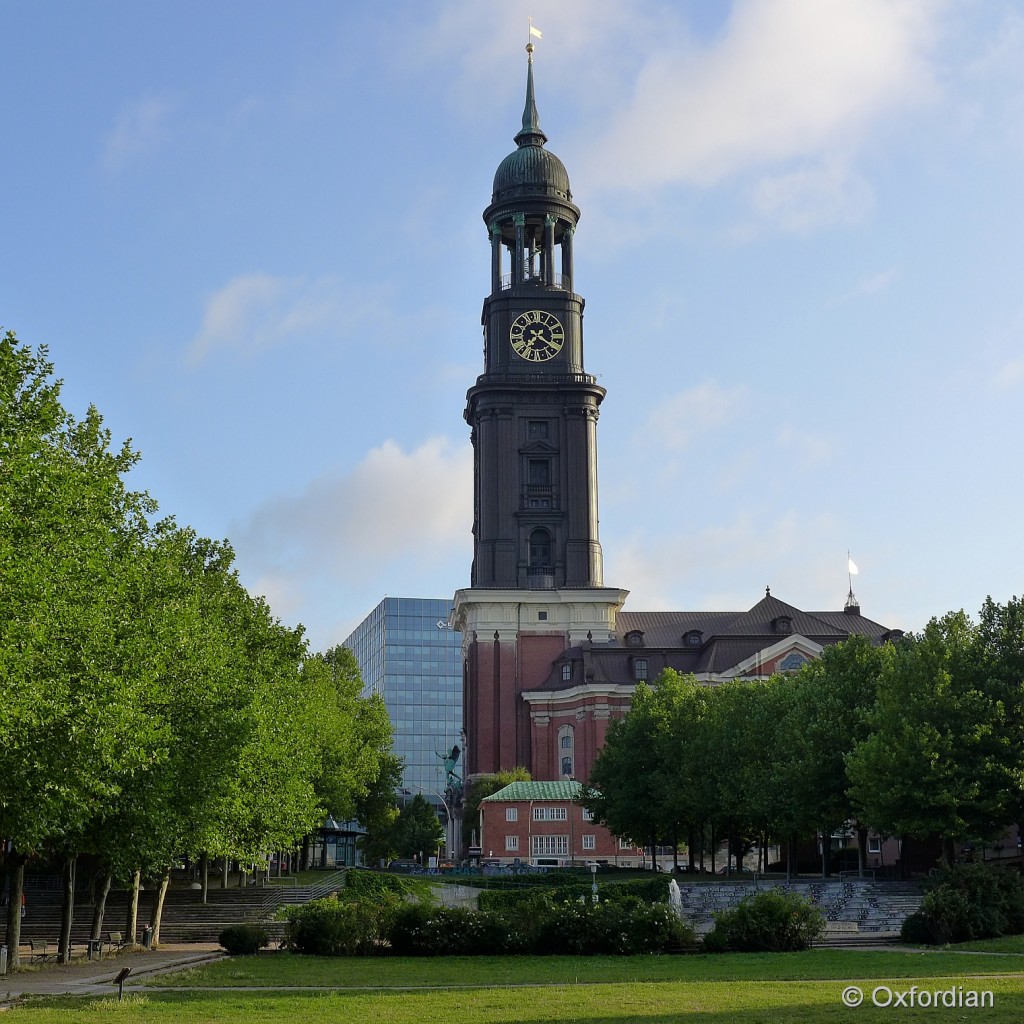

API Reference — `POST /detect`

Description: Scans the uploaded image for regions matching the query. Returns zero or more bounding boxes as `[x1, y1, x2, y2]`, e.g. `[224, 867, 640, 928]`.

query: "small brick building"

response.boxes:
[480, 780, 644, 867]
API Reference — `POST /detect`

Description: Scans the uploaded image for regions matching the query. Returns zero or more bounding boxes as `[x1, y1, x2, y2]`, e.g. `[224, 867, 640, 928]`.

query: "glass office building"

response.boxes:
[344, 597, 462, 814]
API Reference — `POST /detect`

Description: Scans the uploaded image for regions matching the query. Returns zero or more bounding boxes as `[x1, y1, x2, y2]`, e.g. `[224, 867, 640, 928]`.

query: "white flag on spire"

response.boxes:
[530, 24, 543, 39]
[848, 557, 859, 575]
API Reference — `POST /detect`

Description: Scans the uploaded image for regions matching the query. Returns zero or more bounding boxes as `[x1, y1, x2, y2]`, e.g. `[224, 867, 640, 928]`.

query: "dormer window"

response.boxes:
[683, 630, 703, 649]
[624, 630, 645, 648]
[561, 662, 572, 682]
[773, 616, 793, 635]
[632, 658, 648, 681]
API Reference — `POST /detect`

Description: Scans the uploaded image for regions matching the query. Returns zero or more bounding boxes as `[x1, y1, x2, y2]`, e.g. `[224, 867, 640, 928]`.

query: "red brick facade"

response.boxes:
[480, 782, 644, 867]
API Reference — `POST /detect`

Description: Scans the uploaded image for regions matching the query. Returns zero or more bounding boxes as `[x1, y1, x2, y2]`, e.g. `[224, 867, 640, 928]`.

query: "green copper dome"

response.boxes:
[490, 47, 572, 203]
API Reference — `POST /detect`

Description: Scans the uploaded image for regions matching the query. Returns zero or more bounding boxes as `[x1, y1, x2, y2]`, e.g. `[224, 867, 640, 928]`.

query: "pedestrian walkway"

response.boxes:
[0, 943, 223, 1002]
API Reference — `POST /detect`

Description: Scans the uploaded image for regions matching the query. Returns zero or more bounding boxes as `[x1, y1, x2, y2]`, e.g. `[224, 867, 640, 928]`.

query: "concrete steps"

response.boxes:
[16, 873, 346, 946]
[674, 879, 922, 935]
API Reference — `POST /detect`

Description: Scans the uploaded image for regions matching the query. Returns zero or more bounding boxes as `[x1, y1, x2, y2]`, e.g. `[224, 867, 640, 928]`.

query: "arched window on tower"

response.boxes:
[558, 724, 574, 778]
[528, 528, 552, 573]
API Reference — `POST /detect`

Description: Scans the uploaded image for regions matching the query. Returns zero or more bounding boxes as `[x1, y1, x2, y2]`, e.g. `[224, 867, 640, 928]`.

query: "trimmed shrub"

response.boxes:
[344, 869, 435, 903]
[917, 863, 1024, 944]
[286, 896, 395, 956]
[477, 877, 667, 913]
[387, 904, 522, 956]
[703, 889, 824, 953]
[218, 924, 269, 956]
[527, 900, 696, 956]
[900, 911, 936, 945]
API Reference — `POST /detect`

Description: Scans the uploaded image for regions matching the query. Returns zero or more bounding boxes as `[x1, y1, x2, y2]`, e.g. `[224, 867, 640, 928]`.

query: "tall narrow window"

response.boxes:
[633, 658, 648, 681]
[528, 529, 551, 569]
[528, 459, 550, 485]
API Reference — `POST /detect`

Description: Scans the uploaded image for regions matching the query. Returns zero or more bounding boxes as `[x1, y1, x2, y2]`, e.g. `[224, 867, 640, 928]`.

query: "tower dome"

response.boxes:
[489, 43, 573, 205]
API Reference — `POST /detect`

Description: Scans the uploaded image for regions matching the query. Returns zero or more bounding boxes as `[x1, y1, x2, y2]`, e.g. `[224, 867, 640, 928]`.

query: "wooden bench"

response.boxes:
[107, 931, 128, 954]
[28, 939, 57, 963]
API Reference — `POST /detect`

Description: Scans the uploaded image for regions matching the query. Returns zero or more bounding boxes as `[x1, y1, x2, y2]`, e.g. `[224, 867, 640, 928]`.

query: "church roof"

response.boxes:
[535, 592, 896, 690]
[482, 780, 582, 803]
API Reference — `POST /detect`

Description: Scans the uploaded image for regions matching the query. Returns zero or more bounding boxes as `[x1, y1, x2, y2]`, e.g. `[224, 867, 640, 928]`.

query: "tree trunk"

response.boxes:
[786, 834, 795, 881]
[149, 865, 171, 946]
[821, 829, 829, 878]
[90, 872, 112, 941]
[221, 856, 229, 889]
[650, 827, 658, 874]
[687, 828, 696, 872]
[200, 852, 209, 905]
[943, 836, 956, 868]
[857, 825, 868, 878]
[58, 854, 76, 963]
[709, 824, 716, 875]
[126, 868, 141, 945]
[4, 854, 27, 969]
[698, 822, 705, 874]
[672, 825, 679, 873]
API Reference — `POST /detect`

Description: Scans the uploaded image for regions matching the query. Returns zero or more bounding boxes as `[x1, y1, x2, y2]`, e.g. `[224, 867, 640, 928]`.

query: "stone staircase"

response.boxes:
[16, 870, 348, 947]
[674, 878, 922, 939]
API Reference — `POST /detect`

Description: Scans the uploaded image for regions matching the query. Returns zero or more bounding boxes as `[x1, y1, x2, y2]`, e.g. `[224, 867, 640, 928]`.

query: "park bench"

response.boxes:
[107, 931, 128, 954]
[28, 939, 56, 963]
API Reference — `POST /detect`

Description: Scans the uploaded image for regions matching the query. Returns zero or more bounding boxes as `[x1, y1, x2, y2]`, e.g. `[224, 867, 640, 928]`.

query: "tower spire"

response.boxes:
[516, 43, 547, 148]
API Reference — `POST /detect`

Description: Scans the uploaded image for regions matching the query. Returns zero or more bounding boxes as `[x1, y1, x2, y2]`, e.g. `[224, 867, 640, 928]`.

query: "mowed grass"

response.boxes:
[11, 979, 1024, 1024]
[148, 947, 1024, 987]
[9, 950, 1024, 1023]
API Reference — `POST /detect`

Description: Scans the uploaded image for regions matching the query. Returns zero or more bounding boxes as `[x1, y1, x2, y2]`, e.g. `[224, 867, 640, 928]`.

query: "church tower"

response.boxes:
[453, 45, 628, 780]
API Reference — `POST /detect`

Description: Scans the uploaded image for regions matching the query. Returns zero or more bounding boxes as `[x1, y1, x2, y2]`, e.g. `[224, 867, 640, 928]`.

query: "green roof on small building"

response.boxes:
[481, 780, 582, 803]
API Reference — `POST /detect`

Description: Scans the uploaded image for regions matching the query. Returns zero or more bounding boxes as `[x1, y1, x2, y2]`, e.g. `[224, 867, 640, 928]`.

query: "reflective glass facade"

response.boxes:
[344, 597, 462, 811]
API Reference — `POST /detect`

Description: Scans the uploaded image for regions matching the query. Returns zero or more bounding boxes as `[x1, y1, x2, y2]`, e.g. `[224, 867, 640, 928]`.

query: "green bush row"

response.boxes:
[284, 896, 696, 957]
[901, 863, 1024, 945]
[477, 877, 667, 912]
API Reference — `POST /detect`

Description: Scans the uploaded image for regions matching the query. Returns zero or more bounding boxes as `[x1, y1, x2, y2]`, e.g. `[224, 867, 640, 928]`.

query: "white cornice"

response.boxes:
[723, 634, 823, 679]
[451, 587, 629, 644]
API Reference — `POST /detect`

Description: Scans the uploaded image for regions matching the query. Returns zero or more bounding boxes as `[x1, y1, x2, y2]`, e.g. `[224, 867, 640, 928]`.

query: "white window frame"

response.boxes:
[505, 807, 518, 822]
[505, 835, 519, 851]
[582, 834, 596, 851]
[533, 805, 568, 821]
[531, 835, 568, 857]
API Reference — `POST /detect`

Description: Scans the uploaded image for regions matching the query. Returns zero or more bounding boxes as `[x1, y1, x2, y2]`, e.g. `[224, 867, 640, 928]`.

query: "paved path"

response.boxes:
[0, 943, 223, 1002]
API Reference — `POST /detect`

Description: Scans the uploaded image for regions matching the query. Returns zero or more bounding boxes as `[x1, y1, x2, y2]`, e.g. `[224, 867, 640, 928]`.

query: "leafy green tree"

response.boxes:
[391, 794, 445, 864]
[582, 683, 677, 866]
[847, 612, 1006, 864]
[0, 332, 163, 962]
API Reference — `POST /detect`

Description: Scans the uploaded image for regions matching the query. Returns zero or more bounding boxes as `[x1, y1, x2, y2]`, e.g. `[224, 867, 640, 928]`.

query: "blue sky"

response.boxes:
[3, 1, 1022, 652]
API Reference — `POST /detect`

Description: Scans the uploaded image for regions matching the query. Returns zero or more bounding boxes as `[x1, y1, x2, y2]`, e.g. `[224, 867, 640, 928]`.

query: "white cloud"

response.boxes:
[775, 426, 834, 466]
[235, 436, 472, 589]
[103, 95, 176, 170]
[748, 159, 875, 233]
[186, 273, 397, 364]
[644, 381, 750, 450]
[606, 508, 846, 614]
[578, 0, 943, 192]
[993, 357, 1024, 392]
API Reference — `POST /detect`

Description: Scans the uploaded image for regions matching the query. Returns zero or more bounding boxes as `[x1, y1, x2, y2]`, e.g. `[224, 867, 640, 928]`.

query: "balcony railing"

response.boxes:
[498, 272, 568, 291]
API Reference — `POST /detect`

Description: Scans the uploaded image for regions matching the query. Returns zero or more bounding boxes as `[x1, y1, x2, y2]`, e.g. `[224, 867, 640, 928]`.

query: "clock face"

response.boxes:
[509, 310, 564, 362]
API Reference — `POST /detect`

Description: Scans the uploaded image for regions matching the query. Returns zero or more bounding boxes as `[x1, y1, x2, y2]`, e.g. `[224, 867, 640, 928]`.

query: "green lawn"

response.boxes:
[11, 979, 1024, 1024]
[148, 948, 1024, 988]
[9, 950, 1024, 1023]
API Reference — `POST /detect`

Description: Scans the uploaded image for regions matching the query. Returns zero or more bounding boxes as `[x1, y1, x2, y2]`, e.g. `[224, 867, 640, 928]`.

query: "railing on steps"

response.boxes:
[260, 870, 349, 913]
